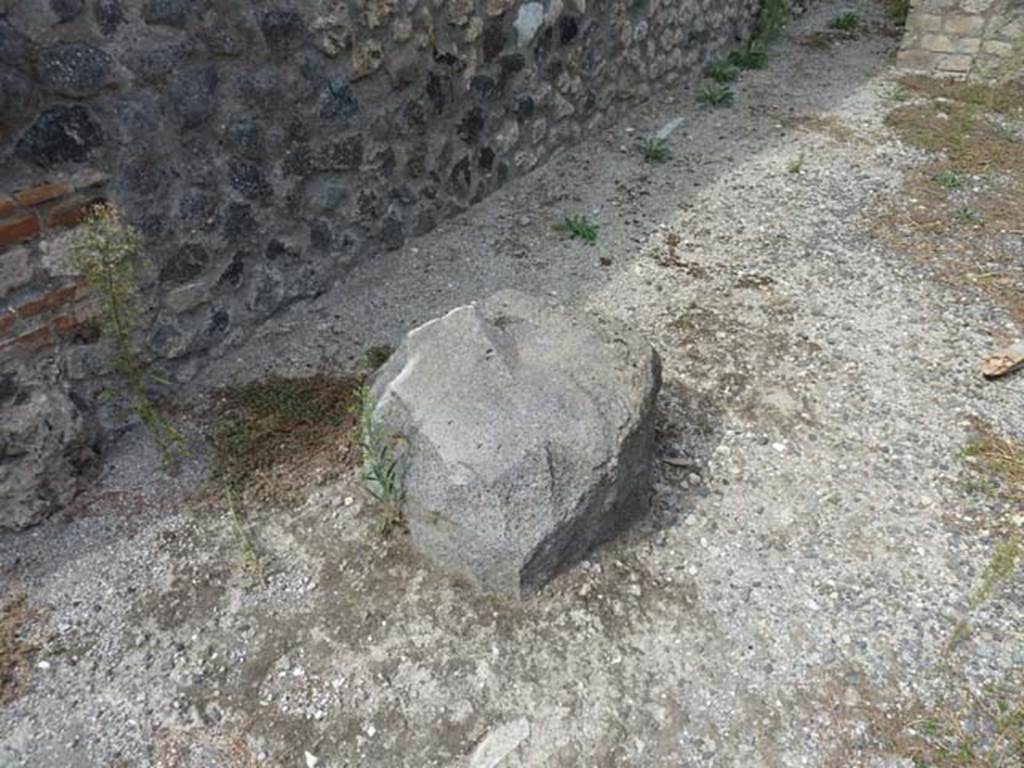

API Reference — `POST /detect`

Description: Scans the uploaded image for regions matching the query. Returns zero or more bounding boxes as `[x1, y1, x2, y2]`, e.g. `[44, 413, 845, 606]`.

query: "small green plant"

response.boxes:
[726, 0, 784, 75]
[364, 343, 394, 370]
[888, 0, 910, 26]
[881, 82, 910, 102]
[787, 155, 805, 174]
[828, 12, 860, 30]
[756, 0, 787, 43]
[352, 385, 404, 536]
[555, 215, 599, 245]
[727, 45, 769, 71]
[226, 487, 265, 587]
[697, 83, 735, 107]
[934, 170, 961, 189]
[970, 537, 1023, 608]
[70, 204, 187, 467]
[995, 121, 1022, 144]
[953, 206, 982, 225]
[705, 58, 739, 83]
[639, 136, 672, 163]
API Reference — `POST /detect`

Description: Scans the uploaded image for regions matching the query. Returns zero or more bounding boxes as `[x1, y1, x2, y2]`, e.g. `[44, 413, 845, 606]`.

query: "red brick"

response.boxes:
[0, 212, 40, 248]
[53, 312, 99, 341]
[0, 325, 52, 355]
[46, 196, 105, 229]
[14, 181, 70, 208]
[15, 282, 82, 320]
[0, 310, 15, 335]
[0, 197, 16, 218]
[52, 314, 78, 332]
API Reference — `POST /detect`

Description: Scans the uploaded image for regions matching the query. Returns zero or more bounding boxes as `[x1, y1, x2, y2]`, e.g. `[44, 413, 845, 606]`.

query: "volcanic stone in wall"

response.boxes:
[0, 376, 99, 531]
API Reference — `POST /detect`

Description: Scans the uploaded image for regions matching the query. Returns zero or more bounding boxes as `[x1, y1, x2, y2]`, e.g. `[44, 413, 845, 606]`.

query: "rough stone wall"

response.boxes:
[0, 0, 762, 530]
[898, 0, 1024, 77]
[0, 173, 105, 530]
[2, 0, 760, 375]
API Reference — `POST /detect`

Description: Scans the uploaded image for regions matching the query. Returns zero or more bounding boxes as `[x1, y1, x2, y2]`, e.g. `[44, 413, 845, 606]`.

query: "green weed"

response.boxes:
[787, 155, 805, 174]
[995, 121, 1022, 144]
[970, 538, 1023, 609]
[226, 487, 265, 587]
[639, 136, 672, 163]
[756, 0, 787, 43]
[934, 170, 961, 189]
[697, 83, 735, 107]
[705, 58, 740, 83]
[555, 215, 599, 245]
[953, 206, 982, 225]
[352, 385, 405, 536]
[829, 12, 860, 30]
[727, 45, 769, 71]
[364, 344, 394, 370]
[881, 82, 910, 102]
[888, 0, 910, 26]
[71, 203, 187, 468]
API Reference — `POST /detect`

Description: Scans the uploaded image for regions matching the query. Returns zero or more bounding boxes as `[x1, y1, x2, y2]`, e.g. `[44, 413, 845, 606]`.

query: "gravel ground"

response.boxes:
[3, 2, 1023, 766]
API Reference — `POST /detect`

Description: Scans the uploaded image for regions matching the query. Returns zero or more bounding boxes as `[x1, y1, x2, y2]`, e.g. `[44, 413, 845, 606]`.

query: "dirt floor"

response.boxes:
[2, 1, 1023, 766]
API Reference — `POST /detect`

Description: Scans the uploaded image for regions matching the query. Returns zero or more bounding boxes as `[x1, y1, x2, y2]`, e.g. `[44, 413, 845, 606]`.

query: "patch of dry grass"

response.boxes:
[212, 375, 363, 501]
[818, 671, 1024, 767]
[0, 596, 35, 705]
[899, 76, 1024, 116]
[886, 102, 1024, 174]
[964, 422, 1024, 505]
[878, 77, 1024, 323]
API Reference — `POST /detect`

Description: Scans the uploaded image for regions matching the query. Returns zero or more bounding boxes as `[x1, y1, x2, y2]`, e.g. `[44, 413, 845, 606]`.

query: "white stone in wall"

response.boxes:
[514, 3, 545, 46]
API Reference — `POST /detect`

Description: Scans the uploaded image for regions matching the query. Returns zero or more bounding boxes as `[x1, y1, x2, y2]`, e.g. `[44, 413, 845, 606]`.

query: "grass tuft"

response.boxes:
[934, 170, 961, 189]
[952, 206, 982, 225]
[705, 58, 740, 83]
[363, 344, 394, 371]
[881, 82, 910, 102]
[727, 45, 768, 70]
[697, 83, 735, 107]
[212, 375, 362, 500]
[639, 136, 672, 163]
[555, 214, 599, 245]
[828, 12, 860, 30]
[888, 0, 910, 25]
[352, 385, 405, 536]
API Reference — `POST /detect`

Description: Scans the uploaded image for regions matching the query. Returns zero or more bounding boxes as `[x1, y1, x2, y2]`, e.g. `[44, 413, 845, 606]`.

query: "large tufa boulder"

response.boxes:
[0, 378, 98, 531]
[370, 290, 661, 597]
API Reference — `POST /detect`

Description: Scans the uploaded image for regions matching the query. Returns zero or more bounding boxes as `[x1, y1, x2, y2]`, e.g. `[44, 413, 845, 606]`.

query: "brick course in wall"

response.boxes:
[0, 174, 107, 362]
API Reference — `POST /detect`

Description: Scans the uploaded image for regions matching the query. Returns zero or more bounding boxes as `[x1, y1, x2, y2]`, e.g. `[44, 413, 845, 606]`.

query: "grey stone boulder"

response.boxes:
[370, 290, 661, 597]
[0, 380, 98, 531]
